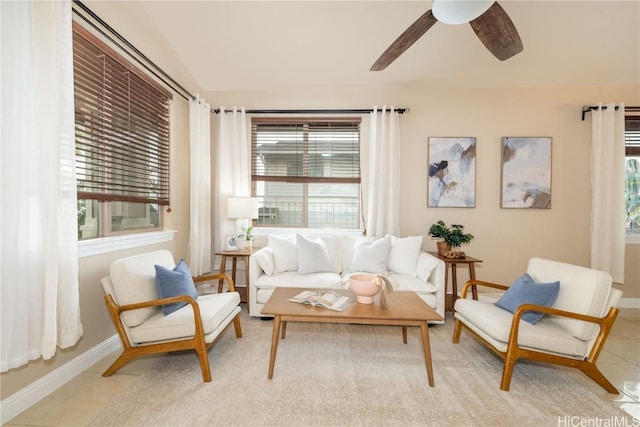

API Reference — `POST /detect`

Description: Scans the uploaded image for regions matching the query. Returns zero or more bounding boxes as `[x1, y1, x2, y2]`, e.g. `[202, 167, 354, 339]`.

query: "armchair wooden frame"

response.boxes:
[452, 279, 620, 393]
[103, 273, 243, 383]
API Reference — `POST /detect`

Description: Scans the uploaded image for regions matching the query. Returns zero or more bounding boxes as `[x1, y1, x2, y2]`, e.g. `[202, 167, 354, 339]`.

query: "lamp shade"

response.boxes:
[227, 197, 259, 219]
[432, 0, 494, 25]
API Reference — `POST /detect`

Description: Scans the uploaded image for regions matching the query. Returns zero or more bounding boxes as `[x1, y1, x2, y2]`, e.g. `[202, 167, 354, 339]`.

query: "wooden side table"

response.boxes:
[427, 252, 483, 312]
[215, 248, 256, 308]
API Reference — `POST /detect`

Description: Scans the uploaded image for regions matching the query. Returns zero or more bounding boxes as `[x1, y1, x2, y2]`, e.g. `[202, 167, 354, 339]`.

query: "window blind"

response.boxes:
[626, 116, 640, 156]
[251, 118, 361, 184]
[73, 24, 171, 205]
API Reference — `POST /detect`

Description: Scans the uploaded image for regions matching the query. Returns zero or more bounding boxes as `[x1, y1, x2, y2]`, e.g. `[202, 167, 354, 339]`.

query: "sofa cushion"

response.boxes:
[455, 299, 588, 358]
[350, 236, 391, 274]
[527, 258, 612, 340]
[297, 234, 334, 274]
[387, 235, 423, 277]
[128, 292, 240, 344]
[417, 292, 437, 309]
[255, 271, 343, 290]
[109, 250, 175, 327]
[385, 272, 438, 294]
[268, 235, 298, 273]
[495, 273, 560, 325]
[343, 272, 438, 294]
[416, 252, 441, 283]
[154, 260, 199, 316]
[254, 247, 275, 276]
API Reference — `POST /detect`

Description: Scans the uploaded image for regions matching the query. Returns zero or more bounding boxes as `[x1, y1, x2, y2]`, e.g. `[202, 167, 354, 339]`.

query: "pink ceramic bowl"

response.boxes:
[349, 273, 380, 304]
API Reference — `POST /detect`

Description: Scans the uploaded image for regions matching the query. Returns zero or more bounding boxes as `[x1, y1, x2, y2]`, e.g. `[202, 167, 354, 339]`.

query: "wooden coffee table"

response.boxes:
[261, 287, 443, 386]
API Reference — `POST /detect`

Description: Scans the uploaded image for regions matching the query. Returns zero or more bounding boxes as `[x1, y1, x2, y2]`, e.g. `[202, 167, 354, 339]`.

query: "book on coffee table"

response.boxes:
[288, 290, 354, 312]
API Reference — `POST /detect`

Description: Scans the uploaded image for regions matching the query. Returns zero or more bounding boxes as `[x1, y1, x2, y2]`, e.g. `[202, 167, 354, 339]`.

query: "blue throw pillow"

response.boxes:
[495, 273, 560, 325]
[154, 260, 198, 315]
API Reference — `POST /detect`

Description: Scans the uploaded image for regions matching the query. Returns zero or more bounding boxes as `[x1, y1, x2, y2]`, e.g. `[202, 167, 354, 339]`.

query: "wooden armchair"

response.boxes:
[100, 250, 243, 382]
[452, 257, 622, 393]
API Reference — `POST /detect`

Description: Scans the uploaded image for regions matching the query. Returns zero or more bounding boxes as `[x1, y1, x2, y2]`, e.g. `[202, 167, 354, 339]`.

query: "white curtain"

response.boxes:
[215, 107, 249, 250]
[366, 106, 400, 237]
[188, 96, 212, 275]
[590, 102, 626, 283]
[1, 0, 82, 371]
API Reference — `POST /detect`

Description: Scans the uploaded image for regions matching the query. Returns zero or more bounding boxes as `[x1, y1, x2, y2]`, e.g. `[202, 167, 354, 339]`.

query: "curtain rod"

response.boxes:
[72, 0, 194, 102]
[213, 108, 408, 115]
[581, 105, 640, 121]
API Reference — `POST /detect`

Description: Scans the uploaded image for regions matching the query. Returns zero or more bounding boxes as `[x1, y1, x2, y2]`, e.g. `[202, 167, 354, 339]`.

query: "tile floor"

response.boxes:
[4, 307, 640, 426]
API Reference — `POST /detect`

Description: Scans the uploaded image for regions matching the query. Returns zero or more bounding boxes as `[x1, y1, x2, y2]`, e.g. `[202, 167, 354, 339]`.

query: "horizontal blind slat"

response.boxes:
[251, 120, 361, 181]
[73, 23, 171, 205]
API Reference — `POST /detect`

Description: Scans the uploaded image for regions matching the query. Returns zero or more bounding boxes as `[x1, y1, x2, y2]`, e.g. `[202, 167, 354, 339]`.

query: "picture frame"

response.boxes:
[225, 235, 238, 251]
[427, 137, 476, 208]
[501, 137, 552, 209]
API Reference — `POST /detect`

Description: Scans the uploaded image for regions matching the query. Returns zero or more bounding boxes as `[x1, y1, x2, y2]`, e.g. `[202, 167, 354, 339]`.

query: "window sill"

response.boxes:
[626, 233, 640, 245]
[78, 230, 176, 258]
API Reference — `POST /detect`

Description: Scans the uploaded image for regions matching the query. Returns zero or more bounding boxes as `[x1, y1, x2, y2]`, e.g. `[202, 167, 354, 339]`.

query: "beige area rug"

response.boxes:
[89, 311, 629, 427]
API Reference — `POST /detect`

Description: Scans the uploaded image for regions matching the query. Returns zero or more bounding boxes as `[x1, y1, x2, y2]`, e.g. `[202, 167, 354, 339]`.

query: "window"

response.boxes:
[251, 118, 361, 229]
[73, 24, 171, 240]
[625, 115, 640, 234]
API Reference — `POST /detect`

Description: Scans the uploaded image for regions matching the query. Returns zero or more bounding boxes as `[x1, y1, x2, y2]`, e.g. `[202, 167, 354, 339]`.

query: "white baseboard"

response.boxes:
[1, 335, 121, 424]
[618, 297, 640, 309]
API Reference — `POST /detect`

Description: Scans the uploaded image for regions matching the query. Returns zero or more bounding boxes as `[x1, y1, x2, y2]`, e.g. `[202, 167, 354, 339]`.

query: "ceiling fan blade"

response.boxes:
[470, 2, 523, 61]
[370, 9, 438, 71]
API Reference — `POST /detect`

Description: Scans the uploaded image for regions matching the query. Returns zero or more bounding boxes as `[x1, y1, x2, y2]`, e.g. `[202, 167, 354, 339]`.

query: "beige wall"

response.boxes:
[208, 84, 640, 298]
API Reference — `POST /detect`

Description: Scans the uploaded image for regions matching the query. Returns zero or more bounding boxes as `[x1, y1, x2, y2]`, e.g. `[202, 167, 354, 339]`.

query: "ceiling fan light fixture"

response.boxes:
[432, 0, 494, 25]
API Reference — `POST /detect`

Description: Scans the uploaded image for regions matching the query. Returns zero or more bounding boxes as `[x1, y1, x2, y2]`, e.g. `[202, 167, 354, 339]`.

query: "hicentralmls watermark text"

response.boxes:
[558, 416, 640, 427]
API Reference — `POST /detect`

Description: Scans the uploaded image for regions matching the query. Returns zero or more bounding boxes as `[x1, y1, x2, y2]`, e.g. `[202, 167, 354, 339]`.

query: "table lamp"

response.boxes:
[227, 196, 259, 238]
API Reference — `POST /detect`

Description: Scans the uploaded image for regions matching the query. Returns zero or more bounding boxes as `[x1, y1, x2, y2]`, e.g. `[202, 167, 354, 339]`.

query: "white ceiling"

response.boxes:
[132, 0, 639, 92]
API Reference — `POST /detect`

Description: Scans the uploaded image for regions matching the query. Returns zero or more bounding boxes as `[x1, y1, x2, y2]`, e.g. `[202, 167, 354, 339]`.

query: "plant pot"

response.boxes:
[243, 240, 253, 251]
[437, 241, 451, 256]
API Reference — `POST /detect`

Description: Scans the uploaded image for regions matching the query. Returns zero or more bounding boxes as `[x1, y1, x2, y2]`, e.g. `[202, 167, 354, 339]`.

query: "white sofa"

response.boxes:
[249, 234, 446, 323]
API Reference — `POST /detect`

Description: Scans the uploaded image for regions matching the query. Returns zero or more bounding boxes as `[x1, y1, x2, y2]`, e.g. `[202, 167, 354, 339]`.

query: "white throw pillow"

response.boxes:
[254, 247, 275, 276]
[318, 235, 341, 273]
[296, 234, 334, 274]
[387, 235, 423, 276]
[340, 236, 358, 273]
[417, 252, 440, 283]
[268, 235, 297, 273]
[350, 236, 391, 274]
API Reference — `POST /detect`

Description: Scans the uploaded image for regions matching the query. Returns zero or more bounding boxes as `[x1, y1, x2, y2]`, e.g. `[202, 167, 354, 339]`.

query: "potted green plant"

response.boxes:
[238, 225, 254, 250]
[428, 220, 474, 256]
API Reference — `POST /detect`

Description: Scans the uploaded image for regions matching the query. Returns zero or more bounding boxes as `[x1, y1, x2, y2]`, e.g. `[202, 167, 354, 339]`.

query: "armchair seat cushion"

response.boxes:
[455, 299, 588, 358]
[129, 292, 240, 344]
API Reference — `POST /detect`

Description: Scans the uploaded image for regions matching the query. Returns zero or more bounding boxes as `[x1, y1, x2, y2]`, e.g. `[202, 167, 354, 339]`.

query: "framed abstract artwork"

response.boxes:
[427, 137, 476, 208]
[501, 137, 552, 209]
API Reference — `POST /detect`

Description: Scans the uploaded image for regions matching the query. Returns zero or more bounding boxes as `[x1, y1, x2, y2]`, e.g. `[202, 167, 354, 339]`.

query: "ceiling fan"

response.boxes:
[370, 0, 523, 71]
